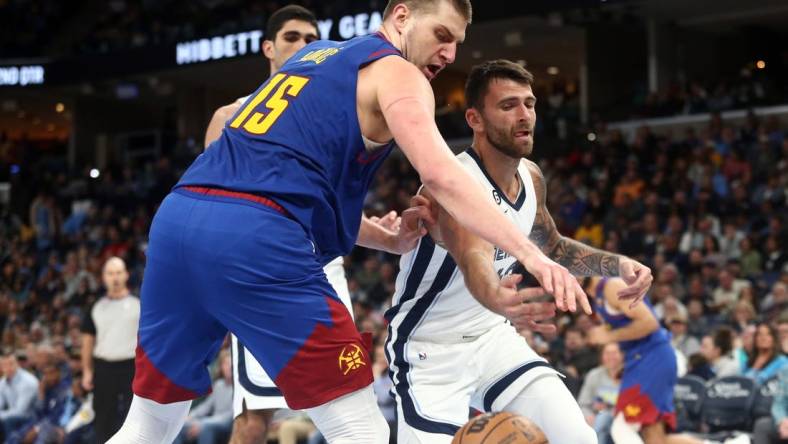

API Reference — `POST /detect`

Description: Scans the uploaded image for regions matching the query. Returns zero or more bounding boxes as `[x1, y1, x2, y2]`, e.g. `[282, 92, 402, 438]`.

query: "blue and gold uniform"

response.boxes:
[132, 33, 401, 409]
[594, 278, 678, 430]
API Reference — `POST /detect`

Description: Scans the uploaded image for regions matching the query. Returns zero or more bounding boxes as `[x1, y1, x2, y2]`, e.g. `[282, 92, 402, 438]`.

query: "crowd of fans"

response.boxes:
[2, 40, 788, 439]
[622, 71, 785, 121]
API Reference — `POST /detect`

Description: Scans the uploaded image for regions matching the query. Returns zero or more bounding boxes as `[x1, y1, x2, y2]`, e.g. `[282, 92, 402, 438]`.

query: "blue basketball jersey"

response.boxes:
[176, 33, 401, 264]
[594, 278, 671, 358]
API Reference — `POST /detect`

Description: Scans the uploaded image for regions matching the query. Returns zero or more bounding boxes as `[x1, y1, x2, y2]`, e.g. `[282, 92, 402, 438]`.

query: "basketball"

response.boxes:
[451, 412, 547, 444]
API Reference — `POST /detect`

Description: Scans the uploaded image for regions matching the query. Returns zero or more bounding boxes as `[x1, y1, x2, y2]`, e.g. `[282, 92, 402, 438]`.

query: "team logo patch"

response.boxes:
[492, 190, 502, 204]
[624, 403, 642, 418]
[338, 344, 366, 375]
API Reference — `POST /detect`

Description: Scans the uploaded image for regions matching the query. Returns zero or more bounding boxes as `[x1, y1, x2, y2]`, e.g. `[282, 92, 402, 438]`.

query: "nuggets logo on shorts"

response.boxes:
[624, 403, 642, 418]
[338, 344, 366, 375]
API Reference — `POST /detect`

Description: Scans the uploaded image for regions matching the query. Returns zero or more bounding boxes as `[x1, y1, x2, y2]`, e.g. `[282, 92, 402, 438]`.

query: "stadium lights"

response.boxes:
[587, 132, 597, 142]
[547, 66, 559, 75]
[55, 103, 65, 113]
[756, 60, 766, 69]
[90, 168, 100, 179]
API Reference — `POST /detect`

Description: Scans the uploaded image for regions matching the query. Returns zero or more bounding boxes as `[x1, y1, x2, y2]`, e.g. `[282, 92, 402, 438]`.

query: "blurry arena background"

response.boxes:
[0, 0, 786, 443]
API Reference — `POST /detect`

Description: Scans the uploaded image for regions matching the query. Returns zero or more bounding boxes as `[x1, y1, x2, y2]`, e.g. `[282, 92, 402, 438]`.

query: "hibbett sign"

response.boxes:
[175, 11, 382, 66]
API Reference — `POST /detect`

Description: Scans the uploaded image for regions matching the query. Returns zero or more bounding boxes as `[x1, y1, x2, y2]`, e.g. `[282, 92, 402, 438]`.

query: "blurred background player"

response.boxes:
[202, 6, 425, 444]
[81, 256, 139, 443]
[585, 276, 724, 444]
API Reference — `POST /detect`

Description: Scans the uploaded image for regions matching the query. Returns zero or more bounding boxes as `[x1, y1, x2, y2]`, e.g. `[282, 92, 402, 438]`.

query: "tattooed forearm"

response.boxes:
[525, 159, 620, 276]
[549, 238, 620, 276]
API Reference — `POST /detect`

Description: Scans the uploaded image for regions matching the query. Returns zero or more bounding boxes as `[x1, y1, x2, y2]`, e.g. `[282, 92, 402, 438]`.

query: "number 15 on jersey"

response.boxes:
[229, 73, 310, 135]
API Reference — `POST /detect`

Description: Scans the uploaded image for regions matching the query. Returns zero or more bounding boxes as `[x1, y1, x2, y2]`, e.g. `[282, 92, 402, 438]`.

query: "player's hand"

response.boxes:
[520, 253, 592, 314]
[587, 325, 612, 345]
[496, 274, 557, 334]
[368, 210, 401, 232]
[388, 195, 436, 254]
[81, 370, 93, 391]
[617, 258, 653, 306]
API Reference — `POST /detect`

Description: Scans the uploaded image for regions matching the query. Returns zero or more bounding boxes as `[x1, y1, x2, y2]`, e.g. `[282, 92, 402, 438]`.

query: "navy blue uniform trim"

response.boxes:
[482, 361, 552, 411]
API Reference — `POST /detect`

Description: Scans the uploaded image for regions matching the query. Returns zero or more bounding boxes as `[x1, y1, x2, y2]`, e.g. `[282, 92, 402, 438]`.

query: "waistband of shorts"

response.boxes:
[177, 186, 290, 218]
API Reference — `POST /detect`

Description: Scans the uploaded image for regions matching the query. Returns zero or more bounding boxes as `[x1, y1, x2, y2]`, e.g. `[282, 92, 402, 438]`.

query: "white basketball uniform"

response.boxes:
[231, 256, 352, 416]
[385, 149, 567, 443]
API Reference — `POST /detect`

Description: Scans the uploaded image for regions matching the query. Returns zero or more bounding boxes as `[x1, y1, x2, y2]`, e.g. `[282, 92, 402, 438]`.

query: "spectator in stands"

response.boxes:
[686, 299, 711, 340]
[554, 327, 599, 395]
[669, 314, 701, 358]
[173, 350, 233, 444]
[0, 353, 39, 441]
[711, 269, 750, 314]
[578, 342, 622, 444]
[6, 362, 70, 444]
[700, 327, 740, 377]
[728, 300, 756, 333]
[743, 323, 788, 384]
[752, 366, 788, 444]
[80, 256, 139, 443]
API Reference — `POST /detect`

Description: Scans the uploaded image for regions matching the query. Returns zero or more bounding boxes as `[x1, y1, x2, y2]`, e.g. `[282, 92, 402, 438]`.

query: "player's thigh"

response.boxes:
[473, 323, 559, 412]
[396, 405, 454, 444]
[202, 205, 370, 410]
[323, 258, 353, 317]
[230, 335, 287, 418]
[134, 192, 228, 402]
[389, 339, 475, 441]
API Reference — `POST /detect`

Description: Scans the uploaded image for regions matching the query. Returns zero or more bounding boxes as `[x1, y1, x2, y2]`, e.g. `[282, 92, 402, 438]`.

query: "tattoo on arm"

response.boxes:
[526, 161, 620, 277]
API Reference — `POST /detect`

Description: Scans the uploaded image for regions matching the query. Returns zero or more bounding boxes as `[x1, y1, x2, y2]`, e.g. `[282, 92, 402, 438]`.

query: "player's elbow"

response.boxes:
[643, 316, 660, 334]
[421, 165, 459, 198]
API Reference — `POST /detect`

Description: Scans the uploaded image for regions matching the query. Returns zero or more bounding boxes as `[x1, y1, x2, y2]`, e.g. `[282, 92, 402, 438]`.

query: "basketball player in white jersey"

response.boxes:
[386, 59, 654, 443]
[202, 6, 430, 443]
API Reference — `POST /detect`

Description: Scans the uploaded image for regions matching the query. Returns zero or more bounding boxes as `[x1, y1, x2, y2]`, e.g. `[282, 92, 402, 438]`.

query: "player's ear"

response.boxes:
[262, 39, 275, 59]
[390, 3, 411, 34]
[465, 107, 483, 132]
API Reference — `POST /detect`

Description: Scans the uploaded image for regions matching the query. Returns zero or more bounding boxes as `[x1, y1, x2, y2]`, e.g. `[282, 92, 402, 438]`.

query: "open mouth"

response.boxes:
[514, 130, 532, 138]
[424, 64, 442, 79]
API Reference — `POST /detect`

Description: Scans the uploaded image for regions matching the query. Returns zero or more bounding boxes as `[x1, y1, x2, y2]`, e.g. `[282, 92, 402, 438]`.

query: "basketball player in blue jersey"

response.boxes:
[201, 7, 425, 444]
[585, 277, 709, 444]
[109, 1, 594, 443]
[388, 59, 653, 444]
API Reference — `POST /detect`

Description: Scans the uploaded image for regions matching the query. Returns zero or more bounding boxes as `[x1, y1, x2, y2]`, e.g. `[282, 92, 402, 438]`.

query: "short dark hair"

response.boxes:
[465, 59, 534, 110]
[712, 326, 734, 355]
[265, 5, 318, 42]
[383, 0, 472, 22]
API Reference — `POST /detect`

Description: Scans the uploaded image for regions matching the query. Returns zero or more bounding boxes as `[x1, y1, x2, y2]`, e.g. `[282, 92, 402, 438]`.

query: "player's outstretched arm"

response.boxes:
[423, 189, 556, 334]
[524, 160, 653, 305]
[372, 56, 590, 314]
[204, 102, 241, 148]
[356, 197, 434, 255]
[587, 278, 659, 345]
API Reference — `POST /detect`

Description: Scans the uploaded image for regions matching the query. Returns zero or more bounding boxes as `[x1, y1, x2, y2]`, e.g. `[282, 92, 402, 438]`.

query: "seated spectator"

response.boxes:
[0, 353, 39, 440]
[6, 362, 71, 444]
[173, 351, 233, 444]
[700, 326, 740, 377]
[686, 299, 712, 339]
[711, 269, 750, 314]
[752, 365, 788, 444]
[577, 343, 622, 444]
[743, 323, 788, 384]
[267, 409, 315, 444]
[728, 300, 756, 333]
[686, 353, 715, 380]
[669, 314, 701, 358]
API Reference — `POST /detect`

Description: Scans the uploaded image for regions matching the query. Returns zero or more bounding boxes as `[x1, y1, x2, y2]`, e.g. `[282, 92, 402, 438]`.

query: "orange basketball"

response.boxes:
[451, 412, 547, 444]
